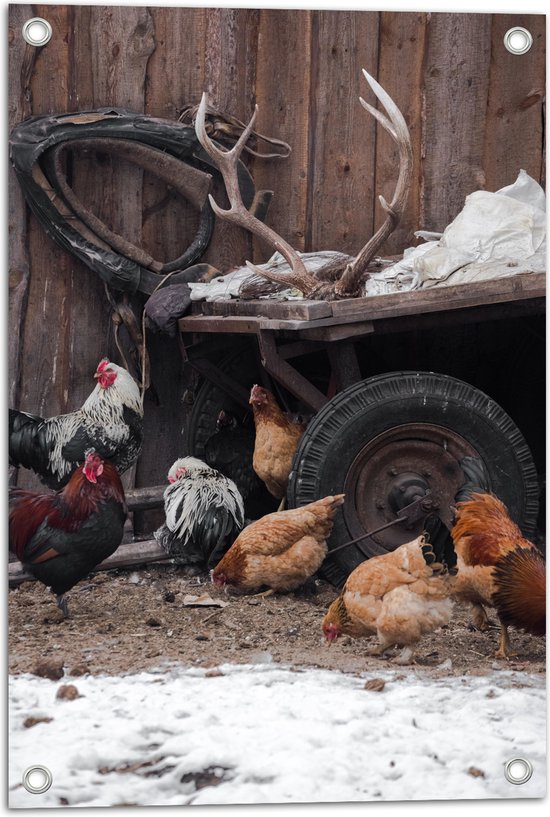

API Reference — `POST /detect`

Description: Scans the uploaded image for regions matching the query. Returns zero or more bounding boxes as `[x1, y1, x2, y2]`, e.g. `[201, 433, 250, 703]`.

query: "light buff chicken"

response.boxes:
[323, 533, 456, 665]
[211, 494, 345, 594]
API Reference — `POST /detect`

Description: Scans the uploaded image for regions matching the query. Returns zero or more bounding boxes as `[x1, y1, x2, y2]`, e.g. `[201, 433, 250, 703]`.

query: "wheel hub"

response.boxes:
[387, 471, 431, 514]
[344, 422, 479, 549]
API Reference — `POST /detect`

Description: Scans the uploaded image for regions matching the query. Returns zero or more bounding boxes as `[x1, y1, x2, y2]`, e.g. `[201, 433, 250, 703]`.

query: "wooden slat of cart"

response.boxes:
[198, 299, 333, 320]
[329, 272, 546, 319]
[179, 272, 545, 335]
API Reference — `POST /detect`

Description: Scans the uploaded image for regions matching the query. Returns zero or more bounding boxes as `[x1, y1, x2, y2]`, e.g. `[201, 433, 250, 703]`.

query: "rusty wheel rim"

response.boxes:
[343, 422, 480, 549]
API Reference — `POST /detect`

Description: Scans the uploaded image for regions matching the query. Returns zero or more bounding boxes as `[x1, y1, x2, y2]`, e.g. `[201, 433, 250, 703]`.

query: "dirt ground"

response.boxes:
[8, 563, 546, 680]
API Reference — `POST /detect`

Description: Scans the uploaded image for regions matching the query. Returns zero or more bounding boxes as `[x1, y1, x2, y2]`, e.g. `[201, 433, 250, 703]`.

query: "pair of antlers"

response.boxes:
[195, 70, 413, 300]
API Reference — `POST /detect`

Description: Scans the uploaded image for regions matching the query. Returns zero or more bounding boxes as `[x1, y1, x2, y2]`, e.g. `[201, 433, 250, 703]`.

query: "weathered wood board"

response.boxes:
[180, 272, 545, 331]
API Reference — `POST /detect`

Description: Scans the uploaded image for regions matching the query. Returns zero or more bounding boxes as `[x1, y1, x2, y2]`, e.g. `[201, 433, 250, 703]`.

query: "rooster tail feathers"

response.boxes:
[9, 409, 46, 470]
[454, 456, 492, 503]
[422, 514, 457, 574]
[492, 547, 546, 636]
[9, 408, 43, 433]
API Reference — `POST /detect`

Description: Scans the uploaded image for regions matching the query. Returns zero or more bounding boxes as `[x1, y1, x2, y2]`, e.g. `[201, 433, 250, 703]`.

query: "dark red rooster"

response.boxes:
[9, 450, 127, 617]
[9, 359, 143, 489]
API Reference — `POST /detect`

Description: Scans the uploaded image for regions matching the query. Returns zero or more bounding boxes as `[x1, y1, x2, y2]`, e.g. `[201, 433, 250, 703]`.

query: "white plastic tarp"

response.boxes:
[366, 169, 546, 295]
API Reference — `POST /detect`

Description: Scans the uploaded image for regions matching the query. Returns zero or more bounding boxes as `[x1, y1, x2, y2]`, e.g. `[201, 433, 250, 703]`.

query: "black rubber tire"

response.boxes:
[184, 342, 260, 460]
[183, 343, 280, 520]
[287, 371, 540, 588]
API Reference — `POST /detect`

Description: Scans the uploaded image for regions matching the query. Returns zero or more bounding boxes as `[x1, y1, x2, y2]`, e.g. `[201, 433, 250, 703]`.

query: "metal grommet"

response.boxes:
[504, 757, 533, 785]
[22, 17, 53, 47]
[503, 27, 533, 55]
[22, 765, 53, 794]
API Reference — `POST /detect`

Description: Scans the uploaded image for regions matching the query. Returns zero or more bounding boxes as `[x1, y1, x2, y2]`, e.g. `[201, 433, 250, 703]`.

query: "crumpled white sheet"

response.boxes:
[365, 169, 546, 295]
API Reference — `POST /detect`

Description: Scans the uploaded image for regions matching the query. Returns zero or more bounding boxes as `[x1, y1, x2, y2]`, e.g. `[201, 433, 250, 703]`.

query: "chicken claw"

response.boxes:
[494, 624, 518, 659]
[391, 646, 415, 665]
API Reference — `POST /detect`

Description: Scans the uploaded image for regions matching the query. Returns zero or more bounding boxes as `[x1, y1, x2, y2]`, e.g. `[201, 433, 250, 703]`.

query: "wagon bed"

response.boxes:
[178, 271, 545, 411]
[181, 270, 544, 332]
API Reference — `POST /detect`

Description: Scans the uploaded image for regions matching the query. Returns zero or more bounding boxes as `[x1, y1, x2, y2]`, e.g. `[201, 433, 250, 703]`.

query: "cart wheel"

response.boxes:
[287, 371, 539, 588]
[184, 344, 279, 519]
[184, 343, 259, 459]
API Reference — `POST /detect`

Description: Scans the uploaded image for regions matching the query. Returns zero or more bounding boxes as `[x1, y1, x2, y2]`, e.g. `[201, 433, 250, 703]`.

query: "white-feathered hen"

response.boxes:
[154, 457, 245, 570]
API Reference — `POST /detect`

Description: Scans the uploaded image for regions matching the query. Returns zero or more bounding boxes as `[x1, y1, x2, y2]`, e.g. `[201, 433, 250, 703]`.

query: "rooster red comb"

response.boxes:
[83, 449, 104, 483]
[94, 359, 118, 389]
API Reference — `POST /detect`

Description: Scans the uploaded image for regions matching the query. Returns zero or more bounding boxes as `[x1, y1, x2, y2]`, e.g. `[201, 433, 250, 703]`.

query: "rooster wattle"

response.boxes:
[9, 450, 127, 617]
[9, 359, 143, 489]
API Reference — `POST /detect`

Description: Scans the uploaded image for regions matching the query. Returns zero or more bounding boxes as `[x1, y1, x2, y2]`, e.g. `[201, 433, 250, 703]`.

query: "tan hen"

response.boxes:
[211, 494, 345, 594]
[323, 534, 455, 665]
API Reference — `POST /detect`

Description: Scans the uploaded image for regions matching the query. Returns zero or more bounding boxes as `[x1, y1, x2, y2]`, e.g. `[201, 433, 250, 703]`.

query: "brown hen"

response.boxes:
[249, 385, 307, 500]
[211, 494, 345, 594]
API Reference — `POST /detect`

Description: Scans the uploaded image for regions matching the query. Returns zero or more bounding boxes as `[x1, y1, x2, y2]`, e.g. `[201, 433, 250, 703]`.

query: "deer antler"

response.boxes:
[195, 93, 319, 297]
[334, 70, 413, 297]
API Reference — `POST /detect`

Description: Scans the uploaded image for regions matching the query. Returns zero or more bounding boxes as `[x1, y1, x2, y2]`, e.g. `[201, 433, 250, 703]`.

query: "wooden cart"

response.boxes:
[8, 271, 544, 590]
[178, 271, 545, 586]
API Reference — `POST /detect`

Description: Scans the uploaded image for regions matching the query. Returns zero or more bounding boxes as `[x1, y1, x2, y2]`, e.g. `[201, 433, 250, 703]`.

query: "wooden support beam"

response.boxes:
[126, 485, 166, 511]
[257, 331, 328, 412]
[186, 358, 251, 408]
[327, 343, 362, 391]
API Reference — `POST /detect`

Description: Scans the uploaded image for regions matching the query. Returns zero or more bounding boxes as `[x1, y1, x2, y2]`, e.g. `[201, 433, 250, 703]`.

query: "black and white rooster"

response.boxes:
[9, 359, 143, 489]
[154, 456, 245, 570]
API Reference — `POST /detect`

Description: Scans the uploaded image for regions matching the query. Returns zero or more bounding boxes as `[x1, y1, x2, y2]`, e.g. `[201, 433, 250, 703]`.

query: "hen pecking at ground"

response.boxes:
[211, 494, 345, 594]
[322, 522, 457, 665]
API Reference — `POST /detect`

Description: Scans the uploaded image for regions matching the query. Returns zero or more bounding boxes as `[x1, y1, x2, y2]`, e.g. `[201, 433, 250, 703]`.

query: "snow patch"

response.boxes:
[9, 663, 545, 807]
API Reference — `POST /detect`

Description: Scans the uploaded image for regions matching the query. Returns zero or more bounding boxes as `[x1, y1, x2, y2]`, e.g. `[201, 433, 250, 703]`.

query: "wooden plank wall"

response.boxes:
[8, 5, 546, 494]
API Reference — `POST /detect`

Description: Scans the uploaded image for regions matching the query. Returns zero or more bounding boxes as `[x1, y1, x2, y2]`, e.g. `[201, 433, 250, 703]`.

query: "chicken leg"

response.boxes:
[56, 594, 69, 619]
[495, 619, 517, 659]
